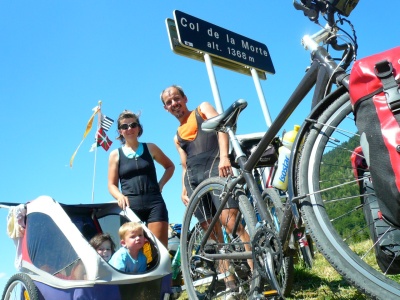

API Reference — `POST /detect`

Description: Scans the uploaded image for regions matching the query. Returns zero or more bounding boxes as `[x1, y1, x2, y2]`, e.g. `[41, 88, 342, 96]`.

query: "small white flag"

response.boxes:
[101, 115, 114, 131]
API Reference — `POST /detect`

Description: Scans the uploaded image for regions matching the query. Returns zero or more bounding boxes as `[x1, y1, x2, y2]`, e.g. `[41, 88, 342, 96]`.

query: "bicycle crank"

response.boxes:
[252, 225, 284, 297]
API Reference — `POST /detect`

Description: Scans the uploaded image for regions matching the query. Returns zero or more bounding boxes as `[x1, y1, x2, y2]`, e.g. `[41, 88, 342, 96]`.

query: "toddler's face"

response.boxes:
[96, 240, 112, 261]
[124, 229, 145, 251]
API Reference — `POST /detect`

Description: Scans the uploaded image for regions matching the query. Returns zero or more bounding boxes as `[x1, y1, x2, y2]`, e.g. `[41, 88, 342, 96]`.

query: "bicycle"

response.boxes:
[184, 147, 296, 298]
[179, 1, 400, 299]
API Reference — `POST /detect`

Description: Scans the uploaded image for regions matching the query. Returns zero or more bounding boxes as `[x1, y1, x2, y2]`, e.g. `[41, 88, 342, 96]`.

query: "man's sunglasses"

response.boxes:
[119, 122, 139, 130]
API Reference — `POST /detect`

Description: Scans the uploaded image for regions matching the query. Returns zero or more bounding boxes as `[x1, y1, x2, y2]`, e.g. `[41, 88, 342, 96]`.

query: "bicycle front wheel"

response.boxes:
[297, 92, 400, 299]
[180, 177, 263, 299]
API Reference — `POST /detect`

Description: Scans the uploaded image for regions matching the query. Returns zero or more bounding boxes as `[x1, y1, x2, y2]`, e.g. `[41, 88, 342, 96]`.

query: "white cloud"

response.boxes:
[0, 273, 6, 279]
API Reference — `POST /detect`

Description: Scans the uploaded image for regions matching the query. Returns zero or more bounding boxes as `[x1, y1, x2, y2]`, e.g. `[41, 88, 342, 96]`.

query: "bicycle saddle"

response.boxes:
[201, 99, 248, 132]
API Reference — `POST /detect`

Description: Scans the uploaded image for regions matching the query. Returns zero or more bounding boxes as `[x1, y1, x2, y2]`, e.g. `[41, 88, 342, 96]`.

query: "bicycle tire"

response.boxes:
[262, 188, 284, 227]
[1, 273, 40, 300]
[297, 92, 400, 299]
[262, 188, 294, 297]
[180, 177, 263, 299]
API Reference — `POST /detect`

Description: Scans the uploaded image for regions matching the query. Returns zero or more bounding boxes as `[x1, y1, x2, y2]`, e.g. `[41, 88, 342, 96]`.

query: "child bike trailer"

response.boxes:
[1, 195, 172, 300]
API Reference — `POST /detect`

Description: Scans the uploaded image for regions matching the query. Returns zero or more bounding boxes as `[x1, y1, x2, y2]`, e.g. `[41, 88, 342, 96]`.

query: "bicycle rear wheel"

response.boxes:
[297, 92, 400, 299]
[180, 177, 263, 299]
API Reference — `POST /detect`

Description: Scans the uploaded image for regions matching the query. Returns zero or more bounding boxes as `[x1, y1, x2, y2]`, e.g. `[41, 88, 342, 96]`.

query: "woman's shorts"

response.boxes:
[128, 193, 169, 223]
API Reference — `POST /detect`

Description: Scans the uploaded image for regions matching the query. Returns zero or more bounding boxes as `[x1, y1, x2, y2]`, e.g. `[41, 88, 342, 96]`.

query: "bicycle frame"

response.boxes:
[201, 24, 352, 257]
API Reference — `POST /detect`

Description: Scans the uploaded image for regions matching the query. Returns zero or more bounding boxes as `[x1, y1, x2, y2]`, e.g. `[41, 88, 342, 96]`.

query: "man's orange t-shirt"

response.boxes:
[177, 107, 207, 141]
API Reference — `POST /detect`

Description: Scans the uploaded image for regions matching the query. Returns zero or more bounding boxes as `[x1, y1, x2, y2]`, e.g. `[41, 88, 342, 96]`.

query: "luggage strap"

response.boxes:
[375, 60, 400, 112]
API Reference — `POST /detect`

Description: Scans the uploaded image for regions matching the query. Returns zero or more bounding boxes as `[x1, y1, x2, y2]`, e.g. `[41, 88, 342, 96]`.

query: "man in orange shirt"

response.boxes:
[161, 85, 232, 206]
[161, 85, 252, 296]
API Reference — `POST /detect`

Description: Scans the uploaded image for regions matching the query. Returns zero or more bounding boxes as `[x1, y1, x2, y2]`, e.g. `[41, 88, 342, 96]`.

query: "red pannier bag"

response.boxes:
[350, 46, 400, 274]
[350, 46, 400, 228]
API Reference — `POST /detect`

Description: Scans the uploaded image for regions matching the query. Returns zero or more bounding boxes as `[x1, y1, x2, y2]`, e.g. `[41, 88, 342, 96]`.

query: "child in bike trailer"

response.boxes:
[109, 222, 147, 274]
[89, 233, 116, 262]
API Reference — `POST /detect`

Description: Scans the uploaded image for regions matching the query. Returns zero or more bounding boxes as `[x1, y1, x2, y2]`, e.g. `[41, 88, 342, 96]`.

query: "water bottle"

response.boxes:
[171, 245, 181, 280]
[272, 125, 300, 191]
[282, 125, 300, 150]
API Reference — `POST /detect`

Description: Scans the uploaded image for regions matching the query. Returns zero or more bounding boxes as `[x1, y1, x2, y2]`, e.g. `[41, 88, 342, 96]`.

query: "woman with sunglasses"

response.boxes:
[108, 110, 175, 248]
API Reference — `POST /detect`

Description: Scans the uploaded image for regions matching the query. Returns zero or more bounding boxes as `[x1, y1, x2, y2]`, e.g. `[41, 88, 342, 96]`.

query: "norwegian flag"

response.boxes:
[96, 128, 112, 151]
[101, 114, 114, 131]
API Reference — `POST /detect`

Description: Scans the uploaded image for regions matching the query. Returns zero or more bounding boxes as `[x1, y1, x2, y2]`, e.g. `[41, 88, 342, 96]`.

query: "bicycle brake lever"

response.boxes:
[293, 0, 318, 20]
[293, 0, 306, 11]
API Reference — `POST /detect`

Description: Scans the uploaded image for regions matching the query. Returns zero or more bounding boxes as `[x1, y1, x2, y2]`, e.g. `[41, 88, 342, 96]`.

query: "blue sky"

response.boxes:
[0, 0, 398, 294]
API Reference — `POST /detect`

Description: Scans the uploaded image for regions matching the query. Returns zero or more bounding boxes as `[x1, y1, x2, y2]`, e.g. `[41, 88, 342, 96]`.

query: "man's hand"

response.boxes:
[219, 156, 232, 177]
[181, 194, 190, 206]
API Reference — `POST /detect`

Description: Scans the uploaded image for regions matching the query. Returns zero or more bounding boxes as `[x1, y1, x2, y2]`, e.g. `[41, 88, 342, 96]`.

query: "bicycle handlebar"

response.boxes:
[295, 0, 357, 70]
[293, 0, 357, 26]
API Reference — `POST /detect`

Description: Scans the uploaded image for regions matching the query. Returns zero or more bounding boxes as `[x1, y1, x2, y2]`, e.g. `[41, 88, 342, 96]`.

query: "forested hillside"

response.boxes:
[318, 134, 369, 241]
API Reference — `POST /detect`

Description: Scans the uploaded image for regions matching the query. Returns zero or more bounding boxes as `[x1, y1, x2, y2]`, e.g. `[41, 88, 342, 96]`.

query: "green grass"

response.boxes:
[285, 252, 366, 300]
[176, 251, 368, 300]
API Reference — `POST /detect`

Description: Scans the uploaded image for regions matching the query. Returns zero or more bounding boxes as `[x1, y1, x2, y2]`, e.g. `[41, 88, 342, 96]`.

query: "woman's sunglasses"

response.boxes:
[119, 122, 139, 130]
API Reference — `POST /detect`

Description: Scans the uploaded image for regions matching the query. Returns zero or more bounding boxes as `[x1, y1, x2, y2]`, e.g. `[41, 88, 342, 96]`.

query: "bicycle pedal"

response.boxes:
[195, 267, 215, 276]
[263, 290, 279, 296]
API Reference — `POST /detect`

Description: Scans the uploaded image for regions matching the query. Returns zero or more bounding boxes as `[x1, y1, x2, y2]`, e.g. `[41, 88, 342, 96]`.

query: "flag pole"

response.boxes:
[91, 100, 102, 203]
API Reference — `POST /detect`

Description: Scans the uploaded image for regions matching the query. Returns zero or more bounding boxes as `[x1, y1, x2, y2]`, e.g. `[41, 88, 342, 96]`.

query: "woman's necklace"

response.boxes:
[123, 143, 143, 159]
